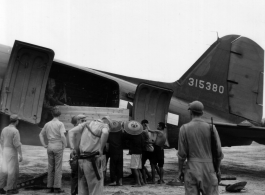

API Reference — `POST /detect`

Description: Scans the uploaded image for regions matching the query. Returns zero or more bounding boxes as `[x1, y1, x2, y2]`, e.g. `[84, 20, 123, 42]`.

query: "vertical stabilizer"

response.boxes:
[176, 35, 264, 123]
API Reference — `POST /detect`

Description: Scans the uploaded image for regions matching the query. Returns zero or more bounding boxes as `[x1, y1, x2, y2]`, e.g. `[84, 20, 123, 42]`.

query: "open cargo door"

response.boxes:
[0, 40, 54, 124]
[132, 83, 173, 145]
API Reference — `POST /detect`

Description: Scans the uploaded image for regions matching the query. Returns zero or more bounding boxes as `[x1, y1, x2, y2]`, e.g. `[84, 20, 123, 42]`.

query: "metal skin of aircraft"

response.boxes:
[0, 34, 264, 149]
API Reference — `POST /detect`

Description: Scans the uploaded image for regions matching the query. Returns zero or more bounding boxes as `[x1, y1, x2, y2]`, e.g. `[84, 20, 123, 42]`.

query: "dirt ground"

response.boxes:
[0, 142, 265, 195]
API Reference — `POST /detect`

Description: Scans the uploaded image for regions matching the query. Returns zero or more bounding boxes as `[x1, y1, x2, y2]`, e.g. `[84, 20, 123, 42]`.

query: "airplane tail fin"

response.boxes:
[176, 35, 264, 123]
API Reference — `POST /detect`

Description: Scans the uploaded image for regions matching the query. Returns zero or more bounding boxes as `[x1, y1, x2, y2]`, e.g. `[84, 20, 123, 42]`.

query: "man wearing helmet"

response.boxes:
[177, 101, 223, 195]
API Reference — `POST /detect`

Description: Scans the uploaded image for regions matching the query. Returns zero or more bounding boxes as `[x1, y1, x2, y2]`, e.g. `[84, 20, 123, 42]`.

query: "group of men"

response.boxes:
[67, 116, 168, 193]
[124, 119, 167, 187]
[39, 109, 111, 195]
[0, 100, 224, 195]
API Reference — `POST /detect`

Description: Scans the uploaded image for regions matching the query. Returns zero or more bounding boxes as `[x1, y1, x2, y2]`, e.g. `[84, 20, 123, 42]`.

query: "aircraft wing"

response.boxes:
[214, 121, 265, 146]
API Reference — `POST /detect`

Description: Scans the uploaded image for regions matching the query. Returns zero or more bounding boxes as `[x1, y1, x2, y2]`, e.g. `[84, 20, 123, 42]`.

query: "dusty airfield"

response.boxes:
[0, 142, 265, 195]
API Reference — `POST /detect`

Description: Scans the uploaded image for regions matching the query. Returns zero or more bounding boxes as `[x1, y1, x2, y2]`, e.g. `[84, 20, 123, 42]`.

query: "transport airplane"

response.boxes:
[0, 34, 264, 148]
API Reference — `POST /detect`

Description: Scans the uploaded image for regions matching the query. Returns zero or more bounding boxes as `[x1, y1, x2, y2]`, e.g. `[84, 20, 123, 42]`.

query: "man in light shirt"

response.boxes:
[39, 108, 67, 194]
[0, 114, 22, 195]
[69, 116, 111, 195]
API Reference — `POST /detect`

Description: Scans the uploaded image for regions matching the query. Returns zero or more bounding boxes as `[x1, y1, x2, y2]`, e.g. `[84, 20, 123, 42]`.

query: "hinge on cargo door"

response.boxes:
[127, 92, 134, 99]
[32, 88, 36, 94]
[16, 57, 29, 68]
[37, 63, 48, 69]
[5, 87, 11, 93]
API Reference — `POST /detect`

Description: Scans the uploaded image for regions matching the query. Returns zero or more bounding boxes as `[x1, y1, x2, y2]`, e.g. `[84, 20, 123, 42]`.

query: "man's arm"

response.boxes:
[13, 131, 23, 162]
[177, 158, 185, 182]
[39, 126, 48, 148]
[148, 129, 161, 134]
[39, 133, 48, 148]
[68, 122, 86, 150]
[177, 126, 188, 182]
[59, 123, 67, 147]
[100, 127, 109, 155]
[0, 132, 3, 152]
[213, 125, 223, 182]
[17, 145, 23, 162]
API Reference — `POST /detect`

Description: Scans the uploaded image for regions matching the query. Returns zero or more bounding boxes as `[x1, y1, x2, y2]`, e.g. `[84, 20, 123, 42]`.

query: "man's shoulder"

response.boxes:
[182, 120, 210, 134]
[45, 120, 53, 126]
[6, 125, 18, 131]
[187, 119, 208, 126]
[2, 125, 18, 134]
[58, 120, 65, 126]
[47, 119, 64, 125]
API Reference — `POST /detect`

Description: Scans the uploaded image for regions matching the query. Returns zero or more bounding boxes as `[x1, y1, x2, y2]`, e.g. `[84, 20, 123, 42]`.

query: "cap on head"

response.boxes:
[71, 115, 79, 126]
[102, 116, 114, 129]
[110, 120, 122, 132]
[10, 114, 19, 123]
[124, 120, 143, 135]
[76, 114, 86, 120]
[188, 101, 204, 114]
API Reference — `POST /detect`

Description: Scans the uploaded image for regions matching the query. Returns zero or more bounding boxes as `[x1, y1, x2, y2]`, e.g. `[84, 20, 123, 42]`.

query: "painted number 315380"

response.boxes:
[188, 78, 224, 94]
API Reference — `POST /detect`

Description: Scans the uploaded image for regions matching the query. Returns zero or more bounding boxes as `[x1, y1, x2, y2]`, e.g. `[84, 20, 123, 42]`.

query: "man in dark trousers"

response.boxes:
[148, 122, 166, 184]
[177, 101, 223, 195]
[141, 119, 153, 184]
[108, 120, 123, 186]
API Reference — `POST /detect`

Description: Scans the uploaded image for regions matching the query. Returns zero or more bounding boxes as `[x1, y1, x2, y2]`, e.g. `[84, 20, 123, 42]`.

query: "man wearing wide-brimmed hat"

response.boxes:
[0, 114, 22, 195]
[123, 120, 144, 187]
[68, 115, 112, 195]
[177, 101, 223, 195]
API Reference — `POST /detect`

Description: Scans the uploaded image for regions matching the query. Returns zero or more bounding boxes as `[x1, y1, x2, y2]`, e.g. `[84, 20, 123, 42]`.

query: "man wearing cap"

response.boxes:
[177, 101, 223, 195]
[69, 115, 85, 195]
[68, 116, 111, 195]
[0, 114, 22, 194]
[108, 120, 123, 186]
[39, 108, 67, 193]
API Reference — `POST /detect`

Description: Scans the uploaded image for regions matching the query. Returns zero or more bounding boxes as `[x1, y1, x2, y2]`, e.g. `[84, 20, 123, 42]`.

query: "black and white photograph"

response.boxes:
[0, 1, 265, 194]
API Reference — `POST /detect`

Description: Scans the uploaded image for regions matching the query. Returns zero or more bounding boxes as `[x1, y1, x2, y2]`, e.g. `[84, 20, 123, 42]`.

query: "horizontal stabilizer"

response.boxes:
[214, 121, 265, 146]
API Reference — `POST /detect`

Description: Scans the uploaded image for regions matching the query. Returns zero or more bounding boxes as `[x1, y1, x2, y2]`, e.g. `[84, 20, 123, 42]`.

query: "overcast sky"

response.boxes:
[1, 0, 265, 114]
